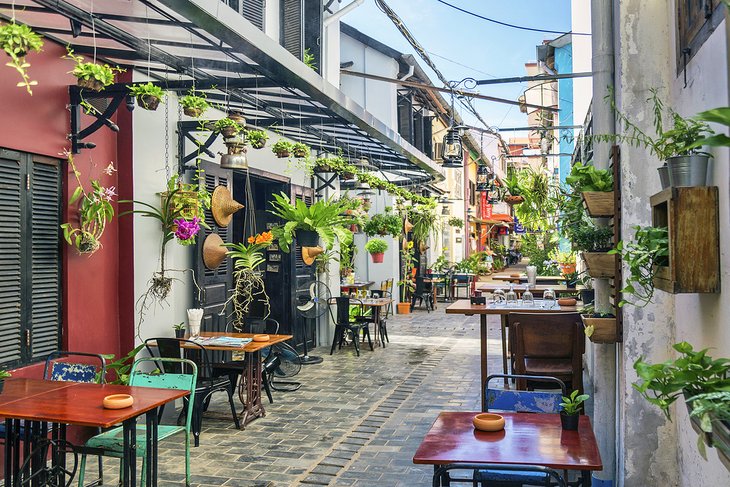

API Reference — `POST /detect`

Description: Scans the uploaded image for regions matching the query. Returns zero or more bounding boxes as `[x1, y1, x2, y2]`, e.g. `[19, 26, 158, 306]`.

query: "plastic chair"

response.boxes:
[328, 297, 373, 356]
[144, 338, 240, 446]
[77, 357, 197, 487]
[433, 463, 566, 487]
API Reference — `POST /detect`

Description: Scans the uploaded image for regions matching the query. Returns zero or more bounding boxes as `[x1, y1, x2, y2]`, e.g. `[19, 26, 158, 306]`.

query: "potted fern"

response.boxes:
[128, 82, 166, 111]
[0, 20, 43, 95]
[64, 48, 124, 91]
[365, 238, 388, 263]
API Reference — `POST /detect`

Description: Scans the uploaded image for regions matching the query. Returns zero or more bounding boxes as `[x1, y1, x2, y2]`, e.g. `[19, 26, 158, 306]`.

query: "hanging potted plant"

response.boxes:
[609, 225, 668, 307]
[503, 172, 524, 205]
[447, 216, 464, 228]
[363, 207, 401, 238]
[179, 90, 210, 118]
[365, 238, 388, 264]
[246, 129, 269, 149]
[226, 109, 246, 124]
[571, 224, 615, 278]
[64, 48, 124, 91]
[60, 152, 116, 255]
[128, 82, 166, 111]
[0, 369, 11, 393]
[549, 249, 577, 276]
[292, 142, 311, 159]
[0, 20, 43, 95]
[397, 241, 416, 314]
[271, 140, 293, 158]
[214, 117, 244, 138]
[580, 303, 617, 343]
[223, 231, 274, 325]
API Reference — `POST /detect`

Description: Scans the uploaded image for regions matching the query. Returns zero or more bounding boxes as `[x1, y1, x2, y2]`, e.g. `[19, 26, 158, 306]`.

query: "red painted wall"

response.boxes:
[0, 40, 131, 373]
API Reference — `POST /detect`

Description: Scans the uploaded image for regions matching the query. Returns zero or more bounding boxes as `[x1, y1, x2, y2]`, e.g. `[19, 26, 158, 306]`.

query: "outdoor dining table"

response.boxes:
[492, 274, 565, 285]
[360, 297, 393, 347]
[445, 300, 578, 410]
[478, 282, 585, 296]
[183, 332, 293, 427]
[0, 377, 187, 487]
[340, 281, 375, 294]
[413, 411, 602, 486]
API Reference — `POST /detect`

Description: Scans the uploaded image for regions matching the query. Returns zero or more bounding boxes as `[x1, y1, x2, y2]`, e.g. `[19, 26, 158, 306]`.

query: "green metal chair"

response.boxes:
[76, 357, 197, 487]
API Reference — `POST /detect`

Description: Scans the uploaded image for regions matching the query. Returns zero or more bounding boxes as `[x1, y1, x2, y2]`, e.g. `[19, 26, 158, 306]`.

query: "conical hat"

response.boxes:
[211, 186, 243, 227]
[302, 246, 324, 266]
[404, 218, 414, 233]
[203, 233, 227, 269]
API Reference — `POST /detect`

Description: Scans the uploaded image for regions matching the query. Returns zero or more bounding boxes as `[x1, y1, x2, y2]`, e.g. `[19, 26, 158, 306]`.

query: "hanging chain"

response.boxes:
[164, 79, 171, 182]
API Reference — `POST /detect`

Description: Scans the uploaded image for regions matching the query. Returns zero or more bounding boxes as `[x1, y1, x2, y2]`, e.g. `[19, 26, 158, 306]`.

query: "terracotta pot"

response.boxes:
[370, 252, 384, 263]
[397, 302, 411, 314]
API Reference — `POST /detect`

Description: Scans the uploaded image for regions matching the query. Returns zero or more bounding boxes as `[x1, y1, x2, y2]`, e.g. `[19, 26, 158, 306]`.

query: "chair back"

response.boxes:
[329, 296, 351, 326]
[243, 317, 280, 335]
[43, 351, 106, 384]
[484, 374, 566, 413]
[130, 357, 197, 430]
[414, 276, 427, 295]
[144, 338, 215, 381]
[380, 280, 388, 292]
[432, 464, 566, 487]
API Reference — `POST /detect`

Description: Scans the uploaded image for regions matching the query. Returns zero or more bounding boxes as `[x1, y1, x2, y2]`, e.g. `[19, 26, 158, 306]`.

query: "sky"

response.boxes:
[341, 0, 575, 136]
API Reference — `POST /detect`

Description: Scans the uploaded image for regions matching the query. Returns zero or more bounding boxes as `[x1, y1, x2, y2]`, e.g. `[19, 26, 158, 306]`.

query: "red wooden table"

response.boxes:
[0, 378, 187, 487]
[413, 411, 602, 486]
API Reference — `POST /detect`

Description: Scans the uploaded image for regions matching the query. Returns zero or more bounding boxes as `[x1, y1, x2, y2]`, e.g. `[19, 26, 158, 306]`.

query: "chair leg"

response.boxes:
[382, 320, 389, 343]
[227, 386, 242, 429]
[185, 432, 191, 487]
[330, 327, 339, 355]
[262, 372, 274, 404]
[97, 452, 104, 486]
[352, 329, 361, 356]
[77, 453, 87, 487]
[365, 327, 373, 351]
[192, 394, 203, 447]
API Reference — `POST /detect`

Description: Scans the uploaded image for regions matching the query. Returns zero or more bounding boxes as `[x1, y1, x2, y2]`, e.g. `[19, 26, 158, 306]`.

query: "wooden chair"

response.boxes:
[508, 313, 585, 395]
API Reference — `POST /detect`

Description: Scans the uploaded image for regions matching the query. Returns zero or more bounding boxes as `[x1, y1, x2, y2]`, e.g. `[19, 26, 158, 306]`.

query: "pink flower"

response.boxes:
[174, 217, 201, 241]
[103, 162, 117, 176]
[102, 186, 117, 201]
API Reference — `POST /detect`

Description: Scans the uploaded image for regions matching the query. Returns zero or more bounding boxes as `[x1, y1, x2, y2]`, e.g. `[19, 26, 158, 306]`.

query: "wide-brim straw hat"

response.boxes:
[302, 246, 324, 266]
[203, 233, 227, 269]
[211, 185, 243, 227]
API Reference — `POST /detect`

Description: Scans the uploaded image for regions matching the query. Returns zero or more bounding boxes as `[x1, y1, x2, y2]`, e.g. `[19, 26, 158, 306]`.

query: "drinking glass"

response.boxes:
[490, 289, 505, 307]
[543, 288, 556, 309]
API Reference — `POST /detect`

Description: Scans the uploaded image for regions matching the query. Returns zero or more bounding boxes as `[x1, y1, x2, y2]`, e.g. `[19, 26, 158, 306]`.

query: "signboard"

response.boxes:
[480, 192, 492, 219]
[514, 216, 526, 234]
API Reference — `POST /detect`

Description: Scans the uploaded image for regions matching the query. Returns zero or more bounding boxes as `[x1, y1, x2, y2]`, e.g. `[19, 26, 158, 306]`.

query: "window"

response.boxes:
[222, 0, 265, 31]
[677, 0, 724, 71]
[0, 148, 61, 367]
[280, 0, 322, 68]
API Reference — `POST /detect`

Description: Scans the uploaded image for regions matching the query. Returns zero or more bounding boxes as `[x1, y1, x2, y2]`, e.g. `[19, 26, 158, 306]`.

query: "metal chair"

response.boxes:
[452, 273, 473, 299]
[77, 358, 197, 487]
[369, 289, 391, 344]
[411, 276, 434, 312]
[433, 463, 566, 487]
[473, 373, 566, 486]
[328, 296, 373, 356]
[144, 338, 240, 447]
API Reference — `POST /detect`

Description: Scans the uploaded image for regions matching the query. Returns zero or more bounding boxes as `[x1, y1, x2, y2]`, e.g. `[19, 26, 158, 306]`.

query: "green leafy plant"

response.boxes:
[247, 129, 269, 149]
[565, 161, 613, 192]
[691, 107, 730, 149]
[268, 192, 354, 252]
[271, 140, 293, 157]
[609, 226, 668, 307]
[398, 241, 416, 302]
[432, 254, 452, 273]
[99, 344, 146, 385]
[364, 209, 401, 237]
[64, 48, 124, 90]
[173, 322, 186, 331]
[223, 231, 274, 324]
[570, 224, 614, 252]
[447, 216, 464, 228]
[0, 20, 43, 95]
[315, 248, 339, 275]
[364, 238, 388, 255]
[0, 369, 11, 380]
[60, 152, 115, 255]
[128, 82, 166, 110]
[303, 47, 317, 70]
[408, 204, 438, 245]
[339, 237, 356, 278]
[549, 249, 576, 265]
[179, 90, 210, 117]
[292, 142, 311, 158]
[503, 171, 522, 196]
[560, 390, 589, 415]
[214, 117, 244, 135]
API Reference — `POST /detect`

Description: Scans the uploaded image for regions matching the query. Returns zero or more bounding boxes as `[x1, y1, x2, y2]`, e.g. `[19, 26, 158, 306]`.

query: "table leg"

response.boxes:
[239, 350, 265, 427]
[4, 419, 13, 487]
[374, 306, 382, 348]
[122, 418, 137, 487]
[581, 470, 592, 486]
[145, 410, 159, 487]
[480, 314, 488, 412]
[501, 315, 509, 386]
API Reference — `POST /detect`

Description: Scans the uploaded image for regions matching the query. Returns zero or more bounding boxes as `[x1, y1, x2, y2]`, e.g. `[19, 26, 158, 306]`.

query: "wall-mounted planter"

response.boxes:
[582, 191, 615, 218]
[581, 314, 619, 343]
[651, 187, 720, 294]
[582, 252, 616, 279]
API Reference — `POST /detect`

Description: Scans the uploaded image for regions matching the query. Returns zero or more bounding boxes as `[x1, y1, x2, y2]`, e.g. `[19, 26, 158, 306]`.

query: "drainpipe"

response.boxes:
[323, 0, 365, 26]
[322, 0, 365, 85]
[590, 0, 616, 486]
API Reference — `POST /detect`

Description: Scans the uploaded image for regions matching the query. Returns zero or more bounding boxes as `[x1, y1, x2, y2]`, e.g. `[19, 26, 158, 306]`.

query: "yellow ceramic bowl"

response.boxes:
[473, 413, 505, 432]
[253, 334, 270, 342]
[103, 394, 134, 410]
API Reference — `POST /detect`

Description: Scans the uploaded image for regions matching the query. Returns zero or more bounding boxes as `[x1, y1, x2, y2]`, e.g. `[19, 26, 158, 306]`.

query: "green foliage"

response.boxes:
[549, 249, 576, 264]
[691, 107, 730, 149]
[339, 238, 356, 277]
[64, 47, 124, 89]
[291, 142, 310, 158]
[408, 204, 438, 245]
[610, 226, 668, 307]
[128, 82, 166, 100]
[165, 172, 211, 226]
[268, 193, 354, 252]
[271, 140, 293, 155]
[571, 224, 614, 252]
[0, 369, 11, 380]
[246, 130, 269, 148]
[364, 210, 401, 237]
[100, 344, 146, 385]
[447, 216, 464, 228]
[315, 248, 339, 275]
[520, 233, 559, 275]
[365, 238, 388, 254]
[214, 117, 244, 135]
[173, 322, 186, 331]
[454, 251, 491, 275]
[512, 167, 561, 232]
[633, 342, 730, 421]
[398, 241, 416, 302]
[303, 47, 317, 70]
[560, 390, 589, 415]
[565, 161, 613, 192]
[503, 171, 522, 196]
[223, 233, 273, 321]
[0, 20, 43, 94]
[179, 90, 210, 116]
[432, 254, 452, 273]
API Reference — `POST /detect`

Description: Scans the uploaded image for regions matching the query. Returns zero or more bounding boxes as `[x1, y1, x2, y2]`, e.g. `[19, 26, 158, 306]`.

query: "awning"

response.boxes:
[472, 213, 514, 225]
[1, 0, 444, 185]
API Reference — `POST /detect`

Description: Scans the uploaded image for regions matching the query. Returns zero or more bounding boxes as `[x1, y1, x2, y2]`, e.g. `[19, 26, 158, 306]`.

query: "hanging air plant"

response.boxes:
[0, 20, 43, 95]
[223, 231, 274, 325]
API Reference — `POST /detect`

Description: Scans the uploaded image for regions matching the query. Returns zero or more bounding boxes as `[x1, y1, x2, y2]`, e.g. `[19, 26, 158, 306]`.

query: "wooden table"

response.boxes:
[423, 278, 445, 308]
[0, 378, 187, 487]
[186, 332, 293, 427]
[445, 300, 578, 410]
[340, 281, 375, 294]
[360, 298, 393, 346]
[413, 411, 602, 486]
[478, 283, 585, 296]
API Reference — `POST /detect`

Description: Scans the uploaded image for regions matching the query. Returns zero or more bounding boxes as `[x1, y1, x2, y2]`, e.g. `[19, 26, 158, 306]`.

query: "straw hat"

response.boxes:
[211, 186, 243, 227]
[202, 233, 227, 269]
[404, 218, 414, 233]
[302, 246, 324, 266]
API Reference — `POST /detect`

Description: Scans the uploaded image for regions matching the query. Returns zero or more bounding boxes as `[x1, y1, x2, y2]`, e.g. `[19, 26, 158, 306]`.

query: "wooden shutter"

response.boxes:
[242, 0, 265, 30]
[281, 0, 304, 59]
[30, 156, 61, 359]
[0, 150, 23, 363]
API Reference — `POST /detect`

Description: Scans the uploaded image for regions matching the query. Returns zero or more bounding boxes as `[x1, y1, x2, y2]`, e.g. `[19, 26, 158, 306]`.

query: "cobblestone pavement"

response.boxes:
[85, 307, 506, 486]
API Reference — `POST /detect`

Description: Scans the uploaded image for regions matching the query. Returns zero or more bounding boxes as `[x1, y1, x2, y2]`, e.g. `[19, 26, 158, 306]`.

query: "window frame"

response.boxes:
[676, 0, 725, 74]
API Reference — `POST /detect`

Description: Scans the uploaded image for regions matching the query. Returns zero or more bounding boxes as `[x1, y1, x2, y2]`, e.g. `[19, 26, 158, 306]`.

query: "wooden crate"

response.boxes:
[582, 191, 615, 218]
[650, 187, 720, 294]
[582, 252, 616, 278]
[581, 315, 618, 344]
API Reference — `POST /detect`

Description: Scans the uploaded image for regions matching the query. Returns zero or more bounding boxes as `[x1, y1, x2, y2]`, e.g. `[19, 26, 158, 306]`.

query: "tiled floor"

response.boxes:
[85, 306, 506, 486]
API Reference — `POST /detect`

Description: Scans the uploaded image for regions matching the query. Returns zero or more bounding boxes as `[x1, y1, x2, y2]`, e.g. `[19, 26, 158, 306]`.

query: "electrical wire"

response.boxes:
[433, 0, 591, 36]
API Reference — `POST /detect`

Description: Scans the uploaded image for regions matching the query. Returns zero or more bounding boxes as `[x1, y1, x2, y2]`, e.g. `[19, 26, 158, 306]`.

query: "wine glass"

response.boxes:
[522, 285, 534, 307]
[505, 284, 518, 307]
[490, 289, 506, 307]
[543, 288, 556, 309]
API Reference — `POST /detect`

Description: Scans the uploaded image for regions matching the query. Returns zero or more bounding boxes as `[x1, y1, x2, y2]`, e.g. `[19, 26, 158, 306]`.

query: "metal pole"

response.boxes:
[475, 72, 594, 85]
[590, 0, 616, 485]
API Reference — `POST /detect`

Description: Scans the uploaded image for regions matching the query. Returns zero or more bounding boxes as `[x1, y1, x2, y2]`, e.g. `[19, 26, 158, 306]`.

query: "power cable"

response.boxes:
[434, 0, 591, 36]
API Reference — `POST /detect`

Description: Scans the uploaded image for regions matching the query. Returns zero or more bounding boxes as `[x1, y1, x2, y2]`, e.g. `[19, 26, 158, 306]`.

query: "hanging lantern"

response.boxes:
[441, 127, 463, 168]
[356, 181, 374, 198]
[476, 165, 491, 192]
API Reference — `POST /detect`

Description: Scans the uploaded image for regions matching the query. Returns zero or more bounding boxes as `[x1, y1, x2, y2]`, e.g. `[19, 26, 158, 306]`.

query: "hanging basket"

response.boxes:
[504, 195, 524, 206]
[77, 78, 105, 91]
[137, 94, 160, 111]
[582, 252, 616, 278]
[274, 150, 291, 158]
[183, 107, 204, 117]
[581, 314, 618, 344]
